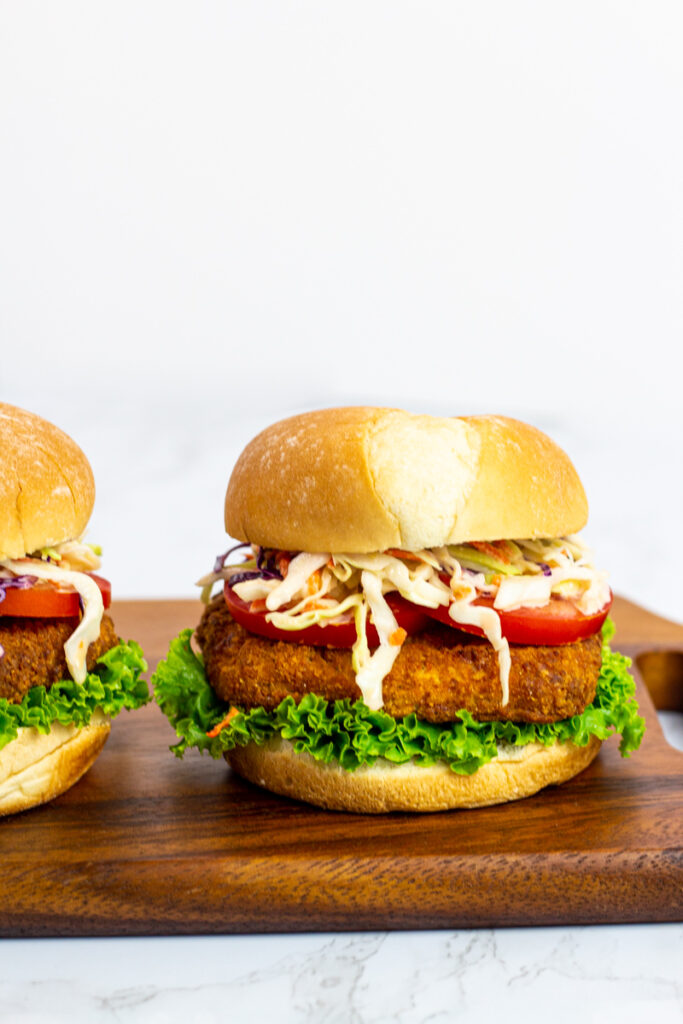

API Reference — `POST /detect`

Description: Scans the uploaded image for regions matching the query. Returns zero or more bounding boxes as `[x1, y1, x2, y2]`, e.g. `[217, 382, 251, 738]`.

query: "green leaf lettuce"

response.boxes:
[153, 618, 644, 775]
[0, 640, 149, 752]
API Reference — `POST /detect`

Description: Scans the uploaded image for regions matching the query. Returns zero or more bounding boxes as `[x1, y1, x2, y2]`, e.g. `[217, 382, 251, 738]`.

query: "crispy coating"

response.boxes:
[0, 614, 119, 703]
[196, 597, 602, 724]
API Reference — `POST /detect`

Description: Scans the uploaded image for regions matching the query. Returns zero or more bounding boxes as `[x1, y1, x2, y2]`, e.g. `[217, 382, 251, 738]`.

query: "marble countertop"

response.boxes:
[2, 926, 682, 1022]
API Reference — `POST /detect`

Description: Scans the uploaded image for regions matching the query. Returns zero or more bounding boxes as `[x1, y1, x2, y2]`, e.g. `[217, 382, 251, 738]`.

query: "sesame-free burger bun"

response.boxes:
[0, 712, 110, 817]
[226, 734, 602, 813]
[225, 408, 588, 553]
[0, 402, 95, 559]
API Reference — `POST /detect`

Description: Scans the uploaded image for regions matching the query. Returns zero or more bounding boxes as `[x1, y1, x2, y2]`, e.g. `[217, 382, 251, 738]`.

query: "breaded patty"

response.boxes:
[0, 614, 119, 703]
[196, 597, 602, 724]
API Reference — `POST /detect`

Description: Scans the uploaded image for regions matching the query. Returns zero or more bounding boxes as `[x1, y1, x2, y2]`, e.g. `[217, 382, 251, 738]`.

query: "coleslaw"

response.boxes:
[197, 537, 610, 711]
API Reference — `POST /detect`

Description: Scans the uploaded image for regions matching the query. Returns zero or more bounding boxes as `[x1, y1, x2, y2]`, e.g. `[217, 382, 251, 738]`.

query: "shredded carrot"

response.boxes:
[249, 598, 267, 613]
[276, 551, 291, 575]
[389, 627, 407, 646]
[306, 569, 322, 596]
[471, 540, 511, 563]
[386, 549, 422, 562]
[206, 707, 240, 738]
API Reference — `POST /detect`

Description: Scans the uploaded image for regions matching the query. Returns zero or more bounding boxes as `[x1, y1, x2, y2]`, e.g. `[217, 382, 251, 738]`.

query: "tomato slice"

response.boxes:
[223, 583, 429, 648]
[423, 592, 611, 645]
[0, 573, 112, 618]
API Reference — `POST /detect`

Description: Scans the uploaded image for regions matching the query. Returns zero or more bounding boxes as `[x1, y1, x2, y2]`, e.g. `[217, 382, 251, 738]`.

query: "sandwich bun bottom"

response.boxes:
[226, 734, 602, 813]
[0, 711, 111, 816]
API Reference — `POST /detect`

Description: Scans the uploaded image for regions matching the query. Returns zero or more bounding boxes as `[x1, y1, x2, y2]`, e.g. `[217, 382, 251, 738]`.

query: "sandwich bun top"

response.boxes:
[0, 403, 95, 559]
[225, 407, 588, 552]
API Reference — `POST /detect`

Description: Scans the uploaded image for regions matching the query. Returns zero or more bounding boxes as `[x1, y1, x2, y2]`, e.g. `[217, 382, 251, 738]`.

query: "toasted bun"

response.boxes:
[0, 402, 95, 559]
[227, 734, 601, 813]
[0, 712, 110, 817]
[225, 408, 588, 552]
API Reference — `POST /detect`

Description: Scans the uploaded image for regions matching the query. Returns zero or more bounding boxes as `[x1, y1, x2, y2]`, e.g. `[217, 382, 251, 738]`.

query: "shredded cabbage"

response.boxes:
[265, 553, 329, 610]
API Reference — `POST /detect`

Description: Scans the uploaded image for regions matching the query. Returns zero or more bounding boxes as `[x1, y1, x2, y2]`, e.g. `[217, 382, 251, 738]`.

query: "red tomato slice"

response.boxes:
[423, 592, 611, 645]
[0, 573, 112, 618]
[223, 583, 429, 648]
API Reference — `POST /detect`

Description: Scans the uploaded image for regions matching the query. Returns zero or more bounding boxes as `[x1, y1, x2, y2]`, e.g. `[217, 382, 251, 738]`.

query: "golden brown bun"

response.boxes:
[0, 712, 110, 817]
[0, 402, 95, 558]
[226, 735, 601, 813]
[225, 408, 588, 551]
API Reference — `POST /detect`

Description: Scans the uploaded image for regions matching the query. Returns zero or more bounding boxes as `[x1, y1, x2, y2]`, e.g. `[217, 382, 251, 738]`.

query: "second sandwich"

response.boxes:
[0, 403, 148, 816]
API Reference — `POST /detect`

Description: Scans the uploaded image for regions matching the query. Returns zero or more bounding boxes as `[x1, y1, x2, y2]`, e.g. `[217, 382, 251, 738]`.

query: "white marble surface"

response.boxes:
[1, 927, 682, 1023]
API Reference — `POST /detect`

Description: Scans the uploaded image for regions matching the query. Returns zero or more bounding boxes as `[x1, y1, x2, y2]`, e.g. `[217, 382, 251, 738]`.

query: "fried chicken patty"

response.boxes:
[196, 597, 602, 724]
[0, 614, 119, 703]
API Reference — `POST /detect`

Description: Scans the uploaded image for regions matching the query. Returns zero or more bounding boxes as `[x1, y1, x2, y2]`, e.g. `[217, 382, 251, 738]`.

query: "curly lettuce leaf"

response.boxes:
[0, 640, 149, 752]
[153, 620, 644, 775]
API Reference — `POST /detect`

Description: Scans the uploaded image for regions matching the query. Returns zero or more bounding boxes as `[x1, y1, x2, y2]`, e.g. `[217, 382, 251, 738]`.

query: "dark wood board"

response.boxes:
[1, 596, 681, 936]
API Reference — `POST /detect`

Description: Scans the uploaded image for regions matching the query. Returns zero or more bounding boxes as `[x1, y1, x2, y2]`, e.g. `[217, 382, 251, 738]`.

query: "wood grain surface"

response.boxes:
[0, 596, 681, 936]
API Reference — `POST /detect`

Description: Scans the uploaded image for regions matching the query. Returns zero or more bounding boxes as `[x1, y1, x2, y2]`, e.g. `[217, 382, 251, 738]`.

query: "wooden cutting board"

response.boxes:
[1, 596, 681, 936]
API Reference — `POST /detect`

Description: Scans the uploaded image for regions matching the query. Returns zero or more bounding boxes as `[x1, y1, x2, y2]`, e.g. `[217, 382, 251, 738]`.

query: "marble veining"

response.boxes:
[2, 927, 682, 1022]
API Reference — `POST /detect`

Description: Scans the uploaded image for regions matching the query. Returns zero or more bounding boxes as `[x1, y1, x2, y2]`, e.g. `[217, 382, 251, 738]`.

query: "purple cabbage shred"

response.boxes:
[0, 574, 37, 604]
[214, 546, 284, 590]
[226, 571, 265, 588]
[213, 543, 251, 574]
[257, 547, 283, 580]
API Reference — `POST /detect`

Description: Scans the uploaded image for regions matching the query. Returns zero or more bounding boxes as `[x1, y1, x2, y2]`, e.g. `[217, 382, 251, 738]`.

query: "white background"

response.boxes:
[1, 6, 682, 1020]
[1, 2, 682, 619]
